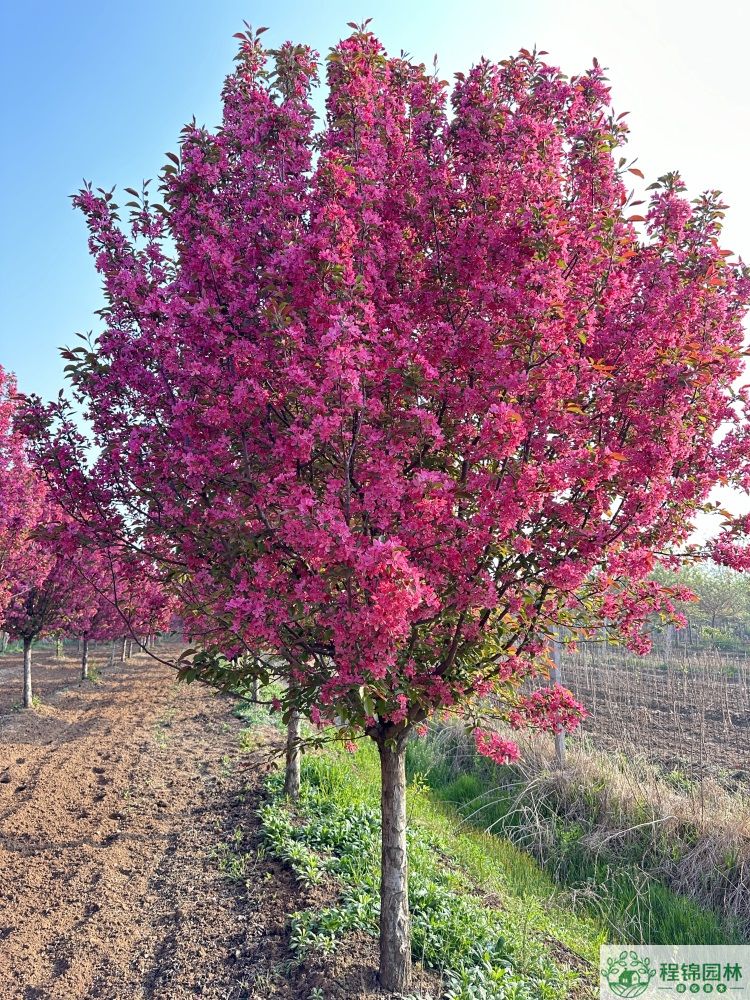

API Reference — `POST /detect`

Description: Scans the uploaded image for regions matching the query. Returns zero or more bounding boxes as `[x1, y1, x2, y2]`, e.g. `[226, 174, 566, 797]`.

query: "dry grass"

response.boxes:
[511, 729, 750, 925]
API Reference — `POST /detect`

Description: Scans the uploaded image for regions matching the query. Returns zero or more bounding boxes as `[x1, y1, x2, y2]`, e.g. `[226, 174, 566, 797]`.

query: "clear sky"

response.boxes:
[3, 0, 747, 539]
[2, 0, 749, 396]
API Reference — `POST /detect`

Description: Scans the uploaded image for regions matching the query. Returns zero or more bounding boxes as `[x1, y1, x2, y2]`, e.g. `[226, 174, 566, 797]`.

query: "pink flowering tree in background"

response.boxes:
[0, 366, 45, 623]
[27, 25, 750, 990]
[2, 505, 98, 708]
[73, 551, 135, 678]
[77, 551, 176, 671]
[114, 556, 176, 652]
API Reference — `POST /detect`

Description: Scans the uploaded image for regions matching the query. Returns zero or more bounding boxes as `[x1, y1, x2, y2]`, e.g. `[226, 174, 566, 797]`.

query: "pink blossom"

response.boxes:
[473, 729, 521, 766]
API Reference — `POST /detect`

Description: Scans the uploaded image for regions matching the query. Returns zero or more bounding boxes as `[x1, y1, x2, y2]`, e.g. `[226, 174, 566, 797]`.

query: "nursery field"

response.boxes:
[0, 645, 285, 1000]
[562, 649, 750, 787]
[4, 640, 747, 999]
[0, 642, 112, 714]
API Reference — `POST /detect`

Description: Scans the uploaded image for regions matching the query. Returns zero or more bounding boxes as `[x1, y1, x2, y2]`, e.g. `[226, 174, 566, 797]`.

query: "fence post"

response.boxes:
[550, 633, 566, 770]
[664, 623, 674, 659]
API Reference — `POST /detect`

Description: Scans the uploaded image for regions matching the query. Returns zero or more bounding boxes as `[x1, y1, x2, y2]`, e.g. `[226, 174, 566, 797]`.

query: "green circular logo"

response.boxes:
[601, 951, 657, 998]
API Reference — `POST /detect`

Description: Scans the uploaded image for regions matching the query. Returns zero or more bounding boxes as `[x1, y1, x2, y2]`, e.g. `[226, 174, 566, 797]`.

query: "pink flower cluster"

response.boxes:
[509, 686, 587, 733]
[473, 729, 522, 766]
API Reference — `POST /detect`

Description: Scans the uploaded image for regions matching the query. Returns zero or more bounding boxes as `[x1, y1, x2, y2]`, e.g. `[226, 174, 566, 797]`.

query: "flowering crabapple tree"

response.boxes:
[0, 366, 45, 623]
[30, 25, 750, 990]
[73, 551, 136, 678]
[3, 507, 98, 708]
[113, 556, 176, 654]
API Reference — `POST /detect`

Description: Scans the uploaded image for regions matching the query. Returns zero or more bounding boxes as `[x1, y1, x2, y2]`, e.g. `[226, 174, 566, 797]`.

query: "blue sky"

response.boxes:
[2, 0, 750, 405]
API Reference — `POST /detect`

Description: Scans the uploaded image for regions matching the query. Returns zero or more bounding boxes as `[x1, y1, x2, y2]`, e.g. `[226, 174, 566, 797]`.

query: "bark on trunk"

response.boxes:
[120, 637, 126, 663]
[110, 640, 115, 667]
[283, 707, 301, 800]
[22, 637, 32, 709]
[81, 637, 89, 680]
[378, 737, 411, 993]
[251, 678, 260, 702]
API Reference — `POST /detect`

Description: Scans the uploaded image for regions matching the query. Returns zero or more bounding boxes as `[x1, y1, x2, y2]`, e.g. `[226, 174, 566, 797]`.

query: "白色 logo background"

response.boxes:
[600, 946, 750, 999]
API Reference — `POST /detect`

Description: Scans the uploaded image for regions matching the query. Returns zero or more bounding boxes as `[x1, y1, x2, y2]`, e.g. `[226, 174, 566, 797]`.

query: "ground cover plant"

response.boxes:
[255, 742, 597, 1000]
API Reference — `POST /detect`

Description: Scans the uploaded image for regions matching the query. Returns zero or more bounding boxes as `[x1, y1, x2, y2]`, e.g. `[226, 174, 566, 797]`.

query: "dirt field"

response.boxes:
[562, 651, 750, 787]
[0, 643, 249, 998]
[0, 643, 420, 1000]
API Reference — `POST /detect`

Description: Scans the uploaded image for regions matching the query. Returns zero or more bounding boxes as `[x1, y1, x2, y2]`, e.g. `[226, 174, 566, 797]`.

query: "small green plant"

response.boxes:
[258, 752, 579, 997]
[664, 769, 695, 794]
[11, 693, 42, 711]
[154, 725, 170, 747]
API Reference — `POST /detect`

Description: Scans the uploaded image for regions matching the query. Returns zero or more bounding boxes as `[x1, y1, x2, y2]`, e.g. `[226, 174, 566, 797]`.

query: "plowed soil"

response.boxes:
[0, 643, 256, 999]
[0, 645, 438, 1000]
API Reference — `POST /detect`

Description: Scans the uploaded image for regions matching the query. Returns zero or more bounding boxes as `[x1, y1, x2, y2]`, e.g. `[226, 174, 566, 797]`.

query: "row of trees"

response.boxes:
[8, 24, 750, 991]
[0, 365, 172, 705]
[657, 563, 750, 640]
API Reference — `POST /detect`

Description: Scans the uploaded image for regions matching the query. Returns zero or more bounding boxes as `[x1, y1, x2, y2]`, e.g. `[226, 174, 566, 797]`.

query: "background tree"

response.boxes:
[0, 365, 44, 622]
[3, 508, 95, 707]
[74, 553, 129, 679]
[30, 26, 750, 991]
[654, 562, 750, 648]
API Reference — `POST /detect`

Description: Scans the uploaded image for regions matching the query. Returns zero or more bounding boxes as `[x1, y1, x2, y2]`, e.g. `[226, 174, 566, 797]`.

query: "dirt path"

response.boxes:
[0, 645, 285, 1000]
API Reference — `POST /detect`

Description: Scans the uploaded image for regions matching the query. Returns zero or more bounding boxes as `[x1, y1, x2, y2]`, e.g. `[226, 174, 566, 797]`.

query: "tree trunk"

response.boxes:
[81, 637, 89, 680]
[110, 640, 115, 667]
[22, 637, 32, 709]
[56, 637, 62, 659]
[284, 707, 301, 800]
[377, 737, 411, 993]
[120, 637, 127, 662]
[251, 677, 260, 702]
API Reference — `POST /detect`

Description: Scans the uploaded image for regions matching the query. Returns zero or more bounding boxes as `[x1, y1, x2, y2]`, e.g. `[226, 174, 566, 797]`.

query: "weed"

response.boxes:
[258, 748, 585, 998]
[406, 723, 745, 945]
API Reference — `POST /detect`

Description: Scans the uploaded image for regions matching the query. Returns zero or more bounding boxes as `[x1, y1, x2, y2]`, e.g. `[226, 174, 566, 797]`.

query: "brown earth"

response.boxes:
[0, 644, 433, 1000]
[562, 652, 750, 788]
